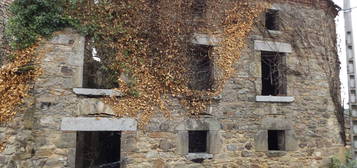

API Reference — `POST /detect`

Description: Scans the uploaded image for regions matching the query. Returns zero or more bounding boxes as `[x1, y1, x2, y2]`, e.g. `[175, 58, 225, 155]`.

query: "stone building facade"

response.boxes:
[0, 0, 345, 168]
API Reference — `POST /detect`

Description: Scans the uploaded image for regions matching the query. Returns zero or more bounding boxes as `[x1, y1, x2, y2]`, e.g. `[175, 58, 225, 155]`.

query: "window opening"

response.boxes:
[188, 131, 208, 153]
[83, 38, 119, 89]
[268, 130, 285, 151]
[261, 51, 286, 96]
[192, 0, 207, 17]
[75, 131, 121, 168]
[188, 45, 213, 91]
[265, 9, 279, 31]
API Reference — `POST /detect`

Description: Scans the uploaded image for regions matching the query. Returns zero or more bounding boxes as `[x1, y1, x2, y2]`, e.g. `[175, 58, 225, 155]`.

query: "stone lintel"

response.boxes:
[73, 88, 123, 97]
[61, 117, 137, 131]
[185, 153, 213, 160]
[255, 96, 295, 103]
[254, 40, 292, 53]
[267, 30, 283, 35]
[192, 33, 220, 46]
[176, 118, 220, 131]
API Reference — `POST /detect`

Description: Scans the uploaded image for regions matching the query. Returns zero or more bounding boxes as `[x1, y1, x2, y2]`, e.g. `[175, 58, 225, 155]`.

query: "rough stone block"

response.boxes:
[208, 131, 221, 154]
[159, 140, 174, 152]
[50, 34, 75, 45]
[262, 118, 293, 130]
[176, 118, 220, 131]
[254, 40, 292, 53]
[185, 153, 213, 160]
[176, 131, 188, 155]
[255, 96, 295, 103]
[60, 117, 137, 131]
[73, 88, 123, 97]
[77, 99, 116, 116]
[191, 33, 220, 46]
[227, 144, 238, 151]
[255, 130, 268, 152]
[285, 130, 298, 151]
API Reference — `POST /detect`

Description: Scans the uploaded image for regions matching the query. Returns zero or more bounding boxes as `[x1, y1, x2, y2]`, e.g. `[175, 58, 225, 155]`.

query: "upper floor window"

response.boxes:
[192, 0, 207, 17]
[83, 39, 118, 89]
[265, 9, 279, 31]
[261, 51, 286, 96]
[188, 45, 213, 91]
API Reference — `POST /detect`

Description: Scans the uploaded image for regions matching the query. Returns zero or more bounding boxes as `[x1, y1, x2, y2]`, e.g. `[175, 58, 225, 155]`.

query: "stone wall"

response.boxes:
[0, 1, 344, 168]
[0, 28, 84, 168]
[0, 0, 13, 65]
[122, 2, 344, 167]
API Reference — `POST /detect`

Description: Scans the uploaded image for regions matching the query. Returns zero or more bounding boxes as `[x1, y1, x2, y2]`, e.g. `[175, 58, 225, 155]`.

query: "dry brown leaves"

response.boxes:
[0, 44, 42, 123]
[215, 2, 269, 92]
[67, 0, 268, 127]
[0, 143, 4, 153]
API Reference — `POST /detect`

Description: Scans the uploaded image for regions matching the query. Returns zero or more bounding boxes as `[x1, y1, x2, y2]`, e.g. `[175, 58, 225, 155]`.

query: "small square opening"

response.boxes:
[265, 9, 279, 31]
[189, 131, 208, 153]
[261, 51, 286, 96]
[188, 45, 213, 91]
[76, 131, 121, 168]
[268, 130, 285, 151]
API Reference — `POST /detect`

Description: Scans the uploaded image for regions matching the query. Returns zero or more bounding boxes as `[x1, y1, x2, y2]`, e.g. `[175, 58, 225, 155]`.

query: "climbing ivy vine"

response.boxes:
[0, 0, 268, 128]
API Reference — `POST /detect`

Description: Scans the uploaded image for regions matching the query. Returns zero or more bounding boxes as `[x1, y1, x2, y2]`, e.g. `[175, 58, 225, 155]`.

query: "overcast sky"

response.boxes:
[333, 0, 356, 108]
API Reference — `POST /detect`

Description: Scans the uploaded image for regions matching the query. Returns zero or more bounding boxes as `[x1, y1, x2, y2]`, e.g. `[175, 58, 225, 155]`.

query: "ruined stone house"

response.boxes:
[0, 0, 347, 167]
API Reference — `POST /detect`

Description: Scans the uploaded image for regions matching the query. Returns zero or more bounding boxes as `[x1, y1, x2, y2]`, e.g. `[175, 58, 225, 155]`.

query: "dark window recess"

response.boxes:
[261, 51, 286, 96]
[192, 0, 207, 17]
[76, 131, 121, 168]
[188, 45, 213, 91]
[265, 10, 279, 31]
[268, 130, 285, 151]
[83, 39, 119, 89]
[189, 131, 208, 153]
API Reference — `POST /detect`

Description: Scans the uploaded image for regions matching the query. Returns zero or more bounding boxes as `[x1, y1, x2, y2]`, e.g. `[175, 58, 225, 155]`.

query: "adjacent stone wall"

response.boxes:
[0, 1, 344, 168]
[0, 28, 84, 168]
[121, 2, 344, 168]
[0, 0, 13, 65]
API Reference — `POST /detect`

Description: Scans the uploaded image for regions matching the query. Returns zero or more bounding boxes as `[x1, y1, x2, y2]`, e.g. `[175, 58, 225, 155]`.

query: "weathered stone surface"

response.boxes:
[61, 117, 137, 131]
[176, 131, 189, 155]
[73, 88, 123, 97]
[3, 146, 16, 155]
[160, 140, 174, 152]
[0, 1, 344, 168]
[191, 33, 220, 46]
[176, 118, 220, 131]
[255, 96, 295, 103]
[255, 130, 268, 152]
[185, 153, 213, 160]
[50, 33, 76, 45]
[241, 151, 254, 157]
[227, 144, 238, 151]
[77, 99, 116, 116]
[208, 131, 221, 154]
[254, 40, 293, 53]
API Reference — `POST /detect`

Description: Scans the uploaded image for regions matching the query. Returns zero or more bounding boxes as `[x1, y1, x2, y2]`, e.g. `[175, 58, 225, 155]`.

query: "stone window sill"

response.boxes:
[73, 88, 123, 97]
[255, 96, 294, 103]
[185, 153, 213, 160]
[266, 151, 287, 157]
[267, 30, 282, 35]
